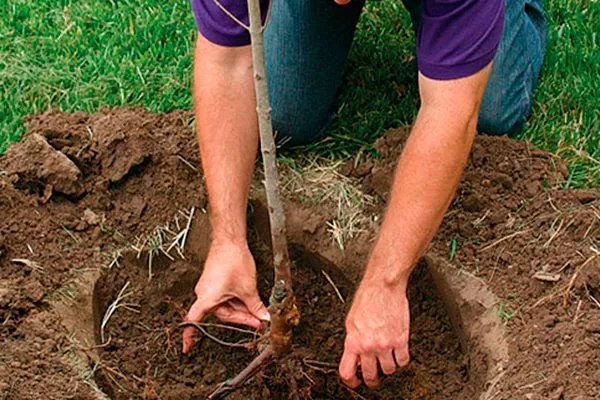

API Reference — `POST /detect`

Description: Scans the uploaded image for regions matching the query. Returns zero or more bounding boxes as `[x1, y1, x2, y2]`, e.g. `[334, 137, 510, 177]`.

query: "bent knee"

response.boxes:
[478, 111, 525, 135]
[271, 104, 332, 147]
[478, 93, 533, 135]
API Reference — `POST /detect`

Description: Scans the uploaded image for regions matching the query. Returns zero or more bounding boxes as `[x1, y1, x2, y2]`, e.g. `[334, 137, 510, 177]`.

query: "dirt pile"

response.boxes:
[0, 108, 598, 399]
[0, 108, 206, 399]
[353, 129, 600, 399]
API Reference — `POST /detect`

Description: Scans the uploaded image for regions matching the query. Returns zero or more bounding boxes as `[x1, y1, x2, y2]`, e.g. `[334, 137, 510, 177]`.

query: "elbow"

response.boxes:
[417, 65, 492, 137]
[418, 97, 481, 141]
[194, 35, 253, 77]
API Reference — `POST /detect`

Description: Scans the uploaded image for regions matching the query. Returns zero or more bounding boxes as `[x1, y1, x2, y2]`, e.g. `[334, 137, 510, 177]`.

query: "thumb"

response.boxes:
[242, 293, 270, 322]
[182, 299, 209, 354]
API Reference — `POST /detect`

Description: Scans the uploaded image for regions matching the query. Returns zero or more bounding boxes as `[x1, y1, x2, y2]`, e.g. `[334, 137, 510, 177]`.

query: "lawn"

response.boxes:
[1, 0, 598, 186]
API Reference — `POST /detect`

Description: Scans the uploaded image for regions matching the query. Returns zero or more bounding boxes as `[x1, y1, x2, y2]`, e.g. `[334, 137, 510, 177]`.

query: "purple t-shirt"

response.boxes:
[190, 0, 504, 81]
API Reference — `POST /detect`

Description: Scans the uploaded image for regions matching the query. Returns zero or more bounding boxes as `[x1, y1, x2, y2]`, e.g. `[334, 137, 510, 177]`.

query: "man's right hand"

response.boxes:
[182, 240, 270, 354]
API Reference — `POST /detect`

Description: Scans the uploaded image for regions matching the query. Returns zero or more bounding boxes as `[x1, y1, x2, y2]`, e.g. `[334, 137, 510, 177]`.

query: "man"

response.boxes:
[182, 0, 546, 390]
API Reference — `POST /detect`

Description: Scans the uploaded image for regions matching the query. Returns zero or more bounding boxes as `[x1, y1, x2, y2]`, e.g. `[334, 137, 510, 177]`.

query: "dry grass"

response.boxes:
[11, 257, 43, 272]
[277, 155, 377, 250]
[129, 206, 197, 281]
[99, 281, 139, 344]
[62, 354, 109, 399]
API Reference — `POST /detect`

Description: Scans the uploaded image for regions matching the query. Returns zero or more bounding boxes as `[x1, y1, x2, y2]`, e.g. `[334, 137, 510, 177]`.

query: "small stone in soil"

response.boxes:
[573, 189, 599, 204]
[83, 209, 102, 226]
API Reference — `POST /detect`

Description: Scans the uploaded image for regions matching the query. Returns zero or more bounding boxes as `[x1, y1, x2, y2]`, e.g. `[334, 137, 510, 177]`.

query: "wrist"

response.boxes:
[210, 230, 248, 252]
[210, 217, 247, 249]
[363, 259, 411, 292]
[363, 241, 413, 291]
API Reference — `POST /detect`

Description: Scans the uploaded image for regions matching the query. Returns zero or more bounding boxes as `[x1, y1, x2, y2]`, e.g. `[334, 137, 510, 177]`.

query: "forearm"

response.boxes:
[365, 102, 476, 287]
[194, 36, 258, 246]
[364, 66, 492, 288]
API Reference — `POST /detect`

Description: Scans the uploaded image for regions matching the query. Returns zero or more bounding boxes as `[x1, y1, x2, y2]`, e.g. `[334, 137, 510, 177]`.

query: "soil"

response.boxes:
[0, 108, 598, 399]
[92, 213, 475, 400]
[357, 129, 600, 399]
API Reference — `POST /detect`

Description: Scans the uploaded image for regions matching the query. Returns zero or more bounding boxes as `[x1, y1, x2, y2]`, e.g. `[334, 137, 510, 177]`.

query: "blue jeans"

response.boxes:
[264, 0, 547, 145]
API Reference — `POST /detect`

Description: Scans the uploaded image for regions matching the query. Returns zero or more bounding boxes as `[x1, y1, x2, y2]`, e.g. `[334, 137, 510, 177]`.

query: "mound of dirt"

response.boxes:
[352, 129, 600, 399]
[0, 108, 598, 399]
[0, 108, 206, 399]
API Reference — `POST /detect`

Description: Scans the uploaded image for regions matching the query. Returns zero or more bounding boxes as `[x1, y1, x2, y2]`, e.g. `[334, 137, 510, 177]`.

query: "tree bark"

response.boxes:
[246, 0, 298, 353]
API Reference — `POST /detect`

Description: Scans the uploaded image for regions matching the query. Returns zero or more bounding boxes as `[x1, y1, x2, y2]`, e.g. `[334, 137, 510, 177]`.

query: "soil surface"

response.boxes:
[93, 223, 474, 399]
[0, 108, 598, 399]
[355, 129, 600, 399]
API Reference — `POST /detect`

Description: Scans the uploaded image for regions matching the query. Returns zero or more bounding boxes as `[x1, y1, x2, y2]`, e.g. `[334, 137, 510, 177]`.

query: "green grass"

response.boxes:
[1, 0, 598, 186]
[0, 0, 195, 149]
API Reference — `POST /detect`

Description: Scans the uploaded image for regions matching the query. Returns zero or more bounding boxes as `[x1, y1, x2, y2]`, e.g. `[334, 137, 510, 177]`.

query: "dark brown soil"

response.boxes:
[92, 212, 475, 400]
[0, 108, 598, 399]
[356, 129, 600, 399]
[0, 108, 205, 399]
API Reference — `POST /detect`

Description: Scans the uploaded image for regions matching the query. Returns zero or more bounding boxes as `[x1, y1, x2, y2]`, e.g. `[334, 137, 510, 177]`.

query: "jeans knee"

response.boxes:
[478, 104, 529, 135]
[478, 80, 535, 136]
[271, 100, 332, 146]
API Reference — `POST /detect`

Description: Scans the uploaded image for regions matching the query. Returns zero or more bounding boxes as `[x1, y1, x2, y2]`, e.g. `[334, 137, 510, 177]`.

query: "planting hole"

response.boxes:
[91, 213, 488, 399]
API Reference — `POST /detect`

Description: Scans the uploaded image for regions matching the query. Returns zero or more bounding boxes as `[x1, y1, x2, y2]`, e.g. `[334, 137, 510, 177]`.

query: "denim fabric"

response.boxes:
[264, 0, 547, 144]
[264, 1, 365, 145]
[478, 0, 547, 134]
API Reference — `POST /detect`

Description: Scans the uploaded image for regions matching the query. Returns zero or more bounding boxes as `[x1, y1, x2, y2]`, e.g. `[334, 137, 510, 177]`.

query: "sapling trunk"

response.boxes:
[200, 2, 299, 397]
[246, 0, 299, 353]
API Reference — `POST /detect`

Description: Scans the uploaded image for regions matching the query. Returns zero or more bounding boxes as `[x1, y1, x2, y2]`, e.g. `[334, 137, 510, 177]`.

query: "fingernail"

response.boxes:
[261, 311, 271, 321]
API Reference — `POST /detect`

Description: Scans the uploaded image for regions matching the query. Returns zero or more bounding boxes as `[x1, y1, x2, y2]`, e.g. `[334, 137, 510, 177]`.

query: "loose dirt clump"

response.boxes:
[0, 108, 598, 399]
[2, 132, 85, 198]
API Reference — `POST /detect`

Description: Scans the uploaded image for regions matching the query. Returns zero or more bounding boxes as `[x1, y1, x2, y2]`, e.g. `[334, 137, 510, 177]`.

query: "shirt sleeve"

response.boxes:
[190, 0, 270, 47]
[417, 0, 505, 80]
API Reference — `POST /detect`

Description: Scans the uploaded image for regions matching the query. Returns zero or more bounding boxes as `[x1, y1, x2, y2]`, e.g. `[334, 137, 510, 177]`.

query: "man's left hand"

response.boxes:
[339, 278, 411, 389]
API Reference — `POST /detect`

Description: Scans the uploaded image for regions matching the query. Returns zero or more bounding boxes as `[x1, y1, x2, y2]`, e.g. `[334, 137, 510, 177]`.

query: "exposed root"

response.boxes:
[286, 369, 300, 400]
[192, 322, 260, 336]
[321, 270, 346, 304]
[179, 321, 257, 349]
[100, 364, 133, 394]
[207, 345, 276, 400]
[302, 358, 337, 374]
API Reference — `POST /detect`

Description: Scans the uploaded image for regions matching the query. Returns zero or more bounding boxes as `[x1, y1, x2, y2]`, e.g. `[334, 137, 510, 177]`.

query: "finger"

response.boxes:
[360, 354, 381, 389]
[339, 349, 360, 388]
[214, 306, 262, 329]
[377, 351, 397, 376]
[334, 0, 352, 5]
[241, 292, 270, 322]
[182, 300, 209, 354]
[394, 347, 410, 367]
